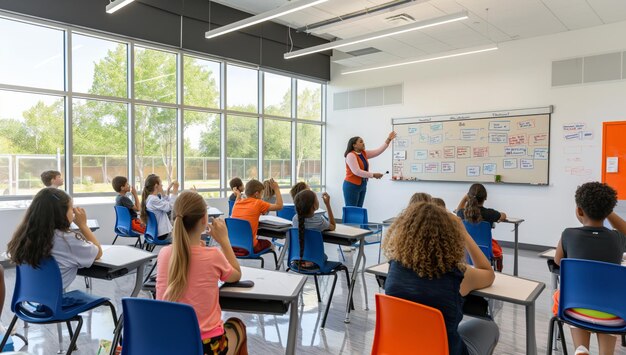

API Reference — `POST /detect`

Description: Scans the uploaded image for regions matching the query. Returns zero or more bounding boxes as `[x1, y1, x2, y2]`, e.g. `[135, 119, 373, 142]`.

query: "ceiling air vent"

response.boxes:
[346, 47, 382, 57]
[385, 13, 415, 25]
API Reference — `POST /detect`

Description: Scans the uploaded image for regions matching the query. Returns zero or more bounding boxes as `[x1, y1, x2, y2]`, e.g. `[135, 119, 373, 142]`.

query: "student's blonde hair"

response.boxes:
[409, 192, 432, 205]
[262, 180, 275, 200]
[383, 202, 466, 279]
[163, 191, 207, 302]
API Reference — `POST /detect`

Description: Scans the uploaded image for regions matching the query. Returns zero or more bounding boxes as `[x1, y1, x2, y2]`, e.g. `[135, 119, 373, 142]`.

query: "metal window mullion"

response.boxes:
[321, 84, 327, 189]
[128, 42, 136, 188]
[65, 29, 73, 196]
[177, 52, 184, 188]
[220, 63, 227, 197]
[291, 78, 297, 184]
[258, 71, 264, 180]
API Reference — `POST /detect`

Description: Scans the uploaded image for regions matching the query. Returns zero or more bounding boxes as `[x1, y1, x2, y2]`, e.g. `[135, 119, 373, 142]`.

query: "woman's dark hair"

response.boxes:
[141, 174, 160, 224]
[8, 188, 72, 267]
[464, 183, 487, 223]
[344, 136, 361, 157]
[293, 190, 317, 268]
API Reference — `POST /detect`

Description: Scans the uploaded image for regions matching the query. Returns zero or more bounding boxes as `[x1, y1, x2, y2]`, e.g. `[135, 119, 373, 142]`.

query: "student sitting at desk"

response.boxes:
[456, 183, 507, 272]
[554, 182, 626, 355]
[156, 191, 246, 355]
[231, 179, 283, 254]
[229, 177, 244, 202]
[112, 176, 145, 233]
[262, 180, 277, 204]
[40, 170, 64, 189]
[291, 190, 335, 269]
[141, 174, 178, 240]
[383, 202, 499, 355]
[8, 188, 103, 290]
[289, 181, 309, 201]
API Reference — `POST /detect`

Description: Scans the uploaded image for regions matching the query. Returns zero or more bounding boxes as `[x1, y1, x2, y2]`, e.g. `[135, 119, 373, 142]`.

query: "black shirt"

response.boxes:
[456, 207, 501, 224]
[561, 226, 626, 264]
[115, 194, 138, 219]
[385, 260, 468, 355]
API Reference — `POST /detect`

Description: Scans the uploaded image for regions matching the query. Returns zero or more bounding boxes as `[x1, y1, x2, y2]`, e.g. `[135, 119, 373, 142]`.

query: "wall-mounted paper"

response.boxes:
[607, 157, 618, 173]
[393, 151, 407, 160]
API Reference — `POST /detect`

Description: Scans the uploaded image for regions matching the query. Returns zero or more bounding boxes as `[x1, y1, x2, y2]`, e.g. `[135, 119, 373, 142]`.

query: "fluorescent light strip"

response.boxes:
[284, 11, 468, 60]
[342, 45, 498, 75]
[106, 0, 135, 14]
[205, 0, 329, 39]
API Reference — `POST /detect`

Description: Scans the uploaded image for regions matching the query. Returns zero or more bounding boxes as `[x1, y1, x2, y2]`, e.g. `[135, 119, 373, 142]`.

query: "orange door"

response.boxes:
[602, 121, 626, 199]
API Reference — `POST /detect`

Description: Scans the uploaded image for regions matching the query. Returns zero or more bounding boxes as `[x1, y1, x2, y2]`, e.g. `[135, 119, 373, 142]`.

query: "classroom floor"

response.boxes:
[1, 244, 625, 355]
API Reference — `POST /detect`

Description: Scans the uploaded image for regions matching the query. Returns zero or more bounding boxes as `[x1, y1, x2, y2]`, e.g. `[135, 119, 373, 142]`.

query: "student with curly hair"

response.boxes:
[456, 183, 507, 271]
[383, 202, 499, 355]
[554, 182, 626, 355]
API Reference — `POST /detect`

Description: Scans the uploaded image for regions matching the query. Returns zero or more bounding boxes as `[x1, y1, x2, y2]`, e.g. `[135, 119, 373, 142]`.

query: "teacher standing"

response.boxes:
[343, 131, 397, 207]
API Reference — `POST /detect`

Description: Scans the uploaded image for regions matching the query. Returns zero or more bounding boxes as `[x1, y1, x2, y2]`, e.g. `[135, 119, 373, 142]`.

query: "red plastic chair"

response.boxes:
[371, 294, 448, 355]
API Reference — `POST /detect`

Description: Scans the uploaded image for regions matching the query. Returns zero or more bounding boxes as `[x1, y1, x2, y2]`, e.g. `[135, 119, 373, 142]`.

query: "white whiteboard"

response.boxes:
[392, 112, 551, 185]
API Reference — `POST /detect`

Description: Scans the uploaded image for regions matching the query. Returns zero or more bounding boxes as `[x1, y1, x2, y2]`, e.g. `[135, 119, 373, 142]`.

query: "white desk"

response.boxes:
[219, 266, 306, 355]
[365, 262, 545, 355]
[70, 219, 100, 232]
[208, 207, 224, 218]
[257, 223, 372, 323]
[77, 245, 155, 297]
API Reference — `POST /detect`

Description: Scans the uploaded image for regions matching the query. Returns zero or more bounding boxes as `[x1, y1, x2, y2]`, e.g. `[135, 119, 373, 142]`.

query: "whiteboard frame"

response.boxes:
[391, 106, 553, 185]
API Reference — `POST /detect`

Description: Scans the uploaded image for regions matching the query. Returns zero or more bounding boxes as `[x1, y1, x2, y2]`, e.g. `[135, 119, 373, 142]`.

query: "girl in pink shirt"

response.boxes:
[156, 191, 247, 355]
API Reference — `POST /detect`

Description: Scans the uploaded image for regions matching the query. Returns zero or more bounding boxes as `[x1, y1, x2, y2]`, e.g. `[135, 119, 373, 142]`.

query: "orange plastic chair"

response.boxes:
[371, 294, 448, 355]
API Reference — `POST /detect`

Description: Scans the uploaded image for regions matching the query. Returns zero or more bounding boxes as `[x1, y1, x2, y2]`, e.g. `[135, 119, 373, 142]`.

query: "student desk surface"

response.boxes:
[70, 218, 100, 232]
[365, 262, 545, 355]
[208, 207, 224, 217]
[219, 266, 306, 355]
[77, 245, 155, 297]
[258, 223, 372, 323]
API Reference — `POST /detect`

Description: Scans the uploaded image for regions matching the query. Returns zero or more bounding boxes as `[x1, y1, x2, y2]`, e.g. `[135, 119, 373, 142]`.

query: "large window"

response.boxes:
[184, 111, 220, 191]
[227, 65, 258, 113]
[0, 18, 64, 90]
[135, 105, 177, 185]
[0, 90, 65, 195]
[73, 99, 128, 193]
[226, 115, 258, 181]
[134, 47, 177, 104]
[0, 15, 326, 201]
[264, 119, 291, 184]
[72, 34, 128, 97]
[264, 73, 291, 117]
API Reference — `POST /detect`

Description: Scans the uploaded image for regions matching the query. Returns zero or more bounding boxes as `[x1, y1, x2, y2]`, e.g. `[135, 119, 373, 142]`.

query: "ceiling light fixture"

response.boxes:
[284, 11, 468, 59]
[205, 0, 329, 39]
[106, 0, 135, 14]
[341, 44, 498, 74]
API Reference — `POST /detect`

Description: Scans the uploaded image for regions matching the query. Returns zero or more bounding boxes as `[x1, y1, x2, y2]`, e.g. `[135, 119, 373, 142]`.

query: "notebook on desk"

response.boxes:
[259, 215, 292, 226]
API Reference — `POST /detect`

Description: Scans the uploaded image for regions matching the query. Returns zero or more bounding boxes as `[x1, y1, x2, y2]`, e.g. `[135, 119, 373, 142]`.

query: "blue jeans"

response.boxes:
[343, 179, 367, 207]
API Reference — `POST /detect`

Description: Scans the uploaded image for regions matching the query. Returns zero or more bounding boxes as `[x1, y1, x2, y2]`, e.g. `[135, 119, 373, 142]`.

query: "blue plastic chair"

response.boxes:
[143, 210, 172, 282]
[228, 199, 236, 217]
[547, 258, 626, 355]
[340, 206, 383, 263]
[225, 218, 278, 269]
[277, 205, 297, 221]
[286, 228, 353, 328]
[118, 298, 202, 355]
[113, 206, 143, 249]
[462, 221, 495, 269]
[0, 257, 118, 354]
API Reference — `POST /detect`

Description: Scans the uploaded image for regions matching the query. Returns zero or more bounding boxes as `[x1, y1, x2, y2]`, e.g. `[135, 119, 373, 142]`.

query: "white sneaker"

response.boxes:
[574, 345, 589, 355]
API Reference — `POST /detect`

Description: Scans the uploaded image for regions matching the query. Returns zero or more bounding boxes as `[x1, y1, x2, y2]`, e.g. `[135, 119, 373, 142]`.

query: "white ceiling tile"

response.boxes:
[585, 0, 626, 23]
[539, 0, 603, 30]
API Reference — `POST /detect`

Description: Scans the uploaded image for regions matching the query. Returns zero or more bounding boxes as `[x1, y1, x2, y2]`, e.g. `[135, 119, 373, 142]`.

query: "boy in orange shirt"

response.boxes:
[231, 179, 283, 254]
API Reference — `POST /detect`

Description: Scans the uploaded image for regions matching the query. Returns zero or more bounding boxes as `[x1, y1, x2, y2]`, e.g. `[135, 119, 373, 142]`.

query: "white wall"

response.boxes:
[326, 20, 626, 247]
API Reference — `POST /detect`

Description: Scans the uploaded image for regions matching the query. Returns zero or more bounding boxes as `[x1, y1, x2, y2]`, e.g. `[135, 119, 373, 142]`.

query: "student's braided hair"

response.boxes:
[294, 190, 317, 269]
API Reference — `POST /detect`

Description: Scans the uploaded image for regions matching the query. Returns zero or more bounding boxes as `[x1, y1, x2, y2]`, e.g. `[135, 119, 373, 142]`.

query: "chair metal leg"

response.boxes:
[0, 316, 18, 351]
[342, 267, 355, 310]
[57, 323, 64, 354]
[271, 250, 278, 270]
[66, 320, 78, 352]
[313, 275, 322, 302]
[557, 320, 568, 355]
[338, 246, 345, 262]
[360, 255, 369, 311]
[66, 317, 83, 355]
[112, 236, 118, 245]
[622, 334, 626, 347]
[260, 257, 265, 269]
[106, 300, 119, 325]
[547, 317, 556, 355]
[144, 261, 157, 283]
[321, 273, 339, 329]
